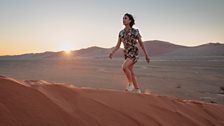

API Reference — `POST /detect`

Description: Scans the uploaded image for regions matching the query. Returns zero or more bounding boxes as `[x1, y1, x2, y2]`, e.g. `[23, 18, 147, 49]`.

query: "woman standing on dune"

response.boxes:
[109, 13, 150, 93]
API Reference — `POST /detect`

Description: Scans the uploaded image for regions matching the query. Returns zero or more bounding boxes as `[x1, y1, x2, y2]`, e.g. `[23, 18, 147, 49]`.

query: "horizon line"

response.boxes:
[0, 40, 223, 57]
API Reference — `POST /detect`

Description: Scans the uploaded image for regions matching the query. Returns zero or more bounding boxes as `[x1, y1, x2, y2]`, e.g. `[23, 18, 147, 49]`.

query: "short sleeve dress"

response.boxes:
[119, 28, 141, 64]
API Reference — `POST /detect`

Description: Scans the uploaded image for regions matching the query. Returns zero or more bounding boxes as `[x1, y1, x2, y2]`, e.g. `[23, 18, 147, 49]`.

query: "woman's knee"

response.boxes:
[122, 64, 128, 71]
[122, 58, 133, 72]
[129, 64, 136, 74]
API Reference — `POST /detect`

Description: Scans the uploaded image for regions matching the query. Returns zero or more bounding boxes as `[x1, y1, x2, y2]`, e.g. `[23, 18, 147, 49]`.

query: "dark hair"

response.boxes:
[124, 13, 135, 27]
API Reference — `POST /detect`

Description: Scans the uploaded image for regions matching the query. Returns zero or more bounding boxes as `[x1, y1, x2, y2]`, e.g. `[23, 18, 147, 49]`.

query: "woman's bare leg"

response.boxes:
[128, 61, 140, 89]
[122, 58, 134, 84]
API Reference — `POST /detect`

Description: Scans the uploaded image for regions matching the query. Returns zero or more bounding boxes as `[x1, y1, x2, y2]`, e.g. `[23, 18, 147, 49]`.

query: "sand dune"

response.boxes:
[0, 75, 224, 126]
[1, 41, 224, 60]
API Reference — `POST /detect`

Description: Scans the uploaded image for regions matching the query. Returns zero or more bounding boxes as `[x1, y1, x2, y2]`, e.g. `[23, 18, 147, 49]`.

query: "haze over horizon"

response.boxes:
[1, 0, 224, 55]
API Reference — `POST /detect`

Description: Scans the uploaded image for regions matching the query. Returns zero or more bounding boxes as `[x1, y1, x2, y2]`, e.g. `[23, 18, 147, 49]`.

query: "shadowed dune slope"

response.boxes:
[0, 75, 224, 126]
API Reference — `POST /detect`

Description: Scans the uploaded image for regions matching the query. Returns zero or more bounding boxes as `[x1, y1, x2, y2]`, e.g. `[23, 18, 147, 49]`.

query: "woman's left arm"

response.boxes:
[137, 36, 150, 63]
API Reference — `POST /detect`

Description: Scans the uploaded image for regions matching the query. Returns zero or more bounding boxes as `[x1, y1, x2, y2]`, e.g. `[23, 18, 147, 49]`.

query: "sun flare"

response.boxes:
[59, 43, 74, 55]
[64, 50, 72, 54]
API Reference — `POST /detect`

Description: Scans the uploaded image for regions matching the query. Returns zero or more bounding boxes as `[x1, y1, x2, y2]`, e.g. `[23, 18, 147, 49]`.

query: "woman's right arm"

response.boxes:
[109, 37, 122, 59]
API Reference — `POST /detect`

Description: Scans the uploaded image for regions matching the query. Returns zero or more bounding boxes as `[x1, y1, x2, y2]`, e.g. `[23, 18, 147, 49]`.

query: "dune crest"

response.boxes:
[0, 75, 224, 126]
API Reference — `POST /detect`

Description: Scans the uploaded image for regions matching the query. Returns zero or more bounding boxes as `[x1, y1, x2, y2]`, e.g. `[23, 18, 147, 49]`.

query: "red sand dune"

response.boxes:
[0, 75, 224, 126]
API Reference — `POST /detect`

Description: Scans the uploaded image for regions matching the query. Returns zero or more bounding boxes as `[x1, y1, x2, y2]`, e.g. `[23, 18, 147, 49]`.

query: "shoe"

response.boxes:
[134, 88, 142, 94]
[125, 84, 135, 92]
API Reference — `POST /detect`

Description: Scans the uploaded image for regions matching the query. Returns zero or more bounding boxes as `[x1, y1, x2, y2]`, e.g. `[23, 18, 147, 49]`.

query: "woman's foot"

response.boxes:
[125, 84, 135, 92]
[134, 88, 142, 94]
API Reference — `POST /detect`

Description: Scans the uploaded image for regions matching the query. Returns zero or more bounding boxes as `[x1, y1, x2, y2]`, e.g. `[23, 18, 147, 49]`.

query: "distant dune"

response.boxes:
[0, 40, 223, 60]
[1, 75, 224, 126]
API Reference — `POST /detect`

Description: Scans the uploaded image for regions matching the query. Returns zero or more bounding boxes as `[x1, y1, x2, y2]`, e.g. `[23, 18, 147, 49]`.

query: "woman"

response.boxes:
[109, 13, 150, 93]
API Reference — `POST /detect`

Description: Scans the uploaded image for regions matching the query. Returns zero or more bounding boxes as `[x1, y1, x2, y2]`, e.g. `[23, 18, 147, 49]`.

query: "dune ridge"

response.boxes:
[0, 75, 224, 126]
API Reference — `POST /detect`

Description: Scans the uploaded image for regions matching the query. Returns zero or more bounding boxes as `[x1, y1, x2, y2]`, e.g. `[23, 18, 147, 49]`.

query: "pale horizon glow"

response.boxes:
[58, 41, 76, 52]
[64, 50, 72, 55]
[0, 0, 224, 56]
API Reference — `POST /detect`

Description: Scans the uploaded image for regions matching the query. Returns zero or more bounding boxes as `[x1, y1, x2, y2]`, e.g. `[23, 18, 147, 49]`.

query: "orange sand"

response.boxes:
[0, 75, 224, 126]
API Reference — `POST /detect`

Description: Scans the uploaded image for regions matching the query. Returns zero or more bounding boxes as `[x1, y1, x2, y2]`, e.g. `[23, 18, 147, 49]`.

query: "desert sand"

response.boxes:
[0, 75, 224, 126]
[0, 58, 224, 104]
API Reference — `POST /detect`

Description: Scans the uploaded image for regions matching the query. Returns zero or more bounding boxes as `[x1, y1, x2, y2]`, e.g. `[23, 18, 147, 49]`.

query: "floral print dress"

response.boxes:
[119, 28, 141, 64]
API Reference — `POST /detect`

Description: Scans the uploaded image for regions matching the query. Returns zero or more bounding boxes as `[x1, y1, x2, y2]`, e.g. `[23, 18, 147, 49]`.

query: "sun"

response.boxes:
[60, 45, 73, 55]
[64, 50, 72, 54]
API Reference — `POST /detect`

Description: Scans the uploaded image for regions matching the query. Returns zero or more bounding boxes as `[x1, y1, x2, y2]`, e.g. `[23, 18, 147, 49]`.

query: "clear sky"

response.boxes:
[0, 0, 224, 55]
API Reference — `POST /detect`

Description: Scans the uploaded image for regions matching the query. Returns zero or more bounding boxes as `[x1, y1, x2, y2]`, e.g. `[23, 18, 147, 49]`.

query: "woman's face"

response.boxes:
[123, 15, 131, 26]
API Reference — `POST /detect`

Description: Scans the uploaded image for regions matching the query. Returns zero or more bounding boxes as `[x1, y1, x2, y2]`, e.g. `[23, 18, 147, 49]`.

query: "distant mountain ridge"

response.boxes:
[0, 40, 223, 60]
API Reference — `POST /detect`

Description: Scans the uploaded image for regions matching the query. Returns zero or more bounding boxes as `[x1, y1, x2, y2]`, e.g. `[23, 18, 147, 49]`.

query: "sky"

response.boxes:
[0, 0, 224, 55]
